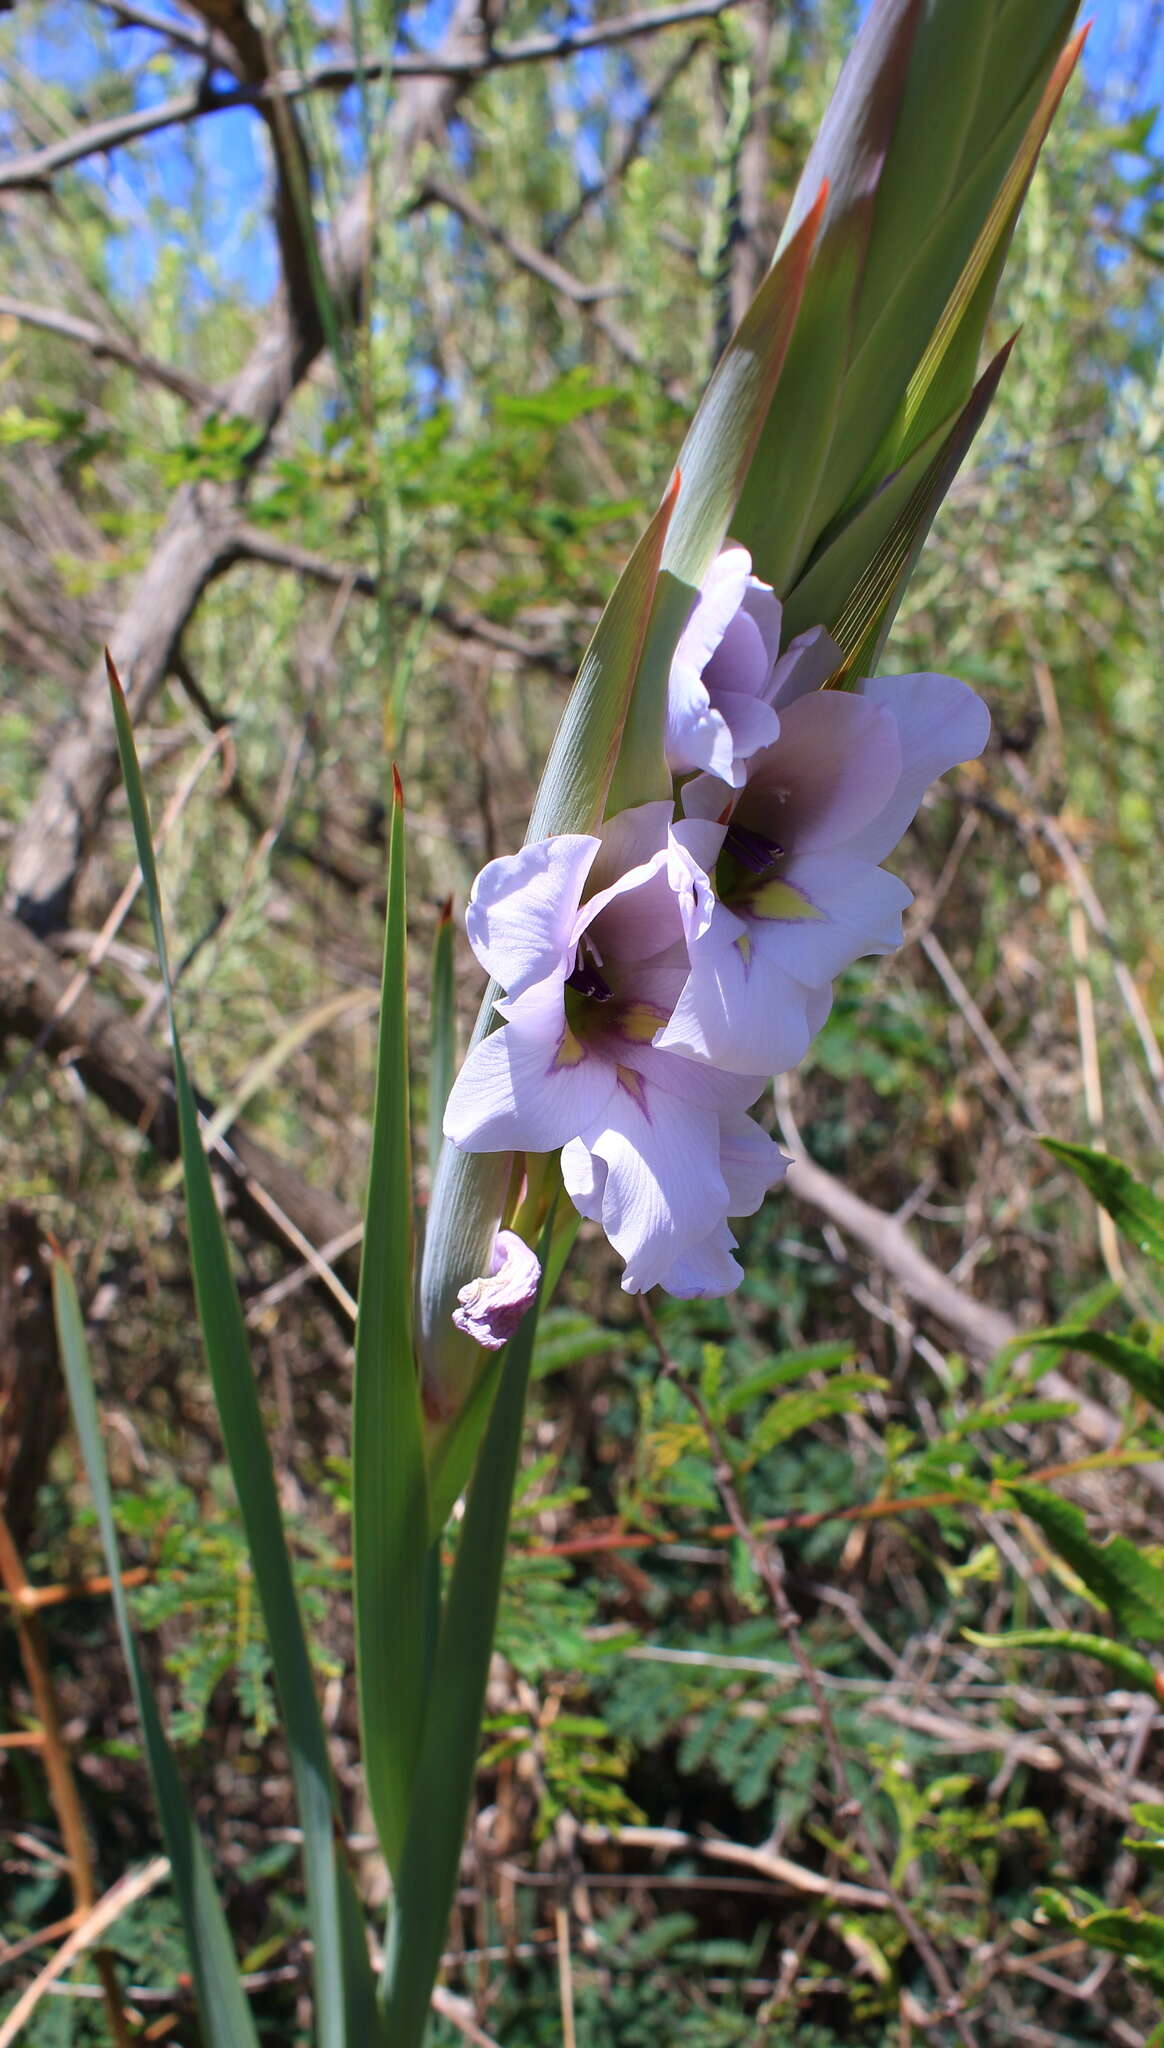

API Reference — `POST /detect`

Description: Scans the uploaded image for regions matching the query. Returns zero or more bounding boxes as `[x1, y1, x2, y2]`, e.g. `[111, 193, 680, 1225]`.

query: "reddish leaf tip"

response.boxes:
[391, 762, 405, 809]
[104, 647, 126, 705]
[438, 892, 454, 926]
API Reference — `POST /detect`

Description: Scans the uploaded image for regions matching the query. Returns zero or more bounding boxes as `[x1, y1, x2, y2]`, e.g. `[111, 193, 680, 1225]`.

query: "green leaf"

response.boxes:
[1021, 1326, 1164, 1415]
[1007, 1481, 1164, 1642]
[745, 1374, 884, 1463]
[428, 893, 456, 1184]
[1035, 1892, 1164, 1979]
[108, 662, 381, 2047]
[782, 340, 1014, 678]
[1127, 1806, 1164, 1873]
[606, 185, 825, 812]
[878, 24, 1085, 471]
[527, 467, 679, 839]
[964, 1627, 1162, 1699]
[382, 1232, 548, 2045]
[735, 1, 1079, 588]
[719, 1342, 856, 1416]
[1042, 1139, 1164, 1266]
[352, 766, 433, 1881]
[809, 8, 1079, 535]
[51, 1257, 260, 2048]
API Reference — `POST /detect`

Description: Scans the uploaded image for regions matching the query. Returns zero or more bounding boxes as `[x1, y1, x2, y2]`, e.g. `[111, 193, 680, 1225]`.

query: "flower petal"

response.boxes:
[561, 1136, 604, 1221]
[580, 1087, 728, 1292]
[673, 545, 753, 676]
[746, 852, 913, 984]
[656, 908, 822, 1077]
[718, 1110, 790, 1215]
[739, 692, 902, 855]
[836, 673, 991, 862]
[657, 1222, 744, 1297]
[466, 834, 600, 999]
[452, 1229, 541, 1350]
[767, 625, 843, 710]
[443, 982, 616, 1153]
[665, 549, 785, 783]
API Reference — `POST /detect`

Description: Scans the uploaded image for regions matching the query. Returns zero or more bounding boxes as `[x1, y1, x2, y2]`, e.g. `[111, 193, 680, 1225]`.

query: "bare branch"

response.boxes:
[0, 908, 358, 1286]
[91, 0, 223, 61]
[418, 176, 646, 370]
[0, 294, 218, 408]
[545, 35, 704, 255]
[4, 0, 497, 934]
[231, 525, 576, 670]
[0, 0, 743, 192]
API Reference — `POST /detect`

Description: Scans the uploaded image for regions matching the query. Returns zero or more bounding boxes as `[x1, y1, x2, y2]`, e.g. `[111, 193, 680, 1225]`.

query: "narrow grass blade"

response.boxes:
[428, 894, 456, 1183]
[352, 766, 433, 1879]
[382, 1239, 548, 2045]
[51, 1255, 260, 2048]
[107, 659, 381, 2047]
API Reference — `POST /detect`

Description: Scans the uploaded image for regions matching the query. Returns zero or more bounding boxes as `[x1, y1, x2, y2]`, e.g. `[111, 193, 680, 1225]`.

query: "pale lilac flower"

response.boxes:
[664, 546, 785, 786]
[659, 646, 990, 1076]
[452, 1229, 541, 1349]
[443, 805, 784, 1295]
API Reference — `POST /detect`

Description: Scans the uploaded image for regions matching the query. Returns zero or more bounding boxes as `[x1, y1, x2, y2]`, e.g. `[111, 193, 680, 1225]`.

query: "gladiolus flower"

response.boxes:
[443, 804, 785, 1296]
[659, 634, 990, 1077]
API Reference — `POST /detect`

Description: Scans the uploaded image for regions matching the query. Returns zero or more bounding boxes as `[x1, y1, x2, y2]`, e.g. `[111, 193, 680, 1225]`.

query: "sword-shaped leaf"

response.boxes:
[781, 339, 1014, 676]
[352, 767, 434, 1881]
[607, 185, 825, 813]
[867, 24, 1086, 482]
[108, 659, 382, 2047]
[734, 0, 1079, 591]
[51, 1257, 261, 2048]
[383, 1231, 549, 2045]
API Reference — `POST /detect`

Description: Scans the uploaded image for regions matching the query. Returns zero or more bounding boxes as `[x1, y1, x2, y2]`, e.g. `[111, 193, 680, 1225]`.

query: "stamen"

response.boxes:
[724, 821, 784, 874]
[567, 934, 612, 1000]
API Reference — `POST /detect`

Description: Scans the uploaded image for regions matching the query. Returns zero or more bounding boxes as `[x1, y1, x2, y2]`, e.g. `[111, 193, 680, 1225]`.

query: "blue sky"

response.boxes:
[5, 0, 1162, 310]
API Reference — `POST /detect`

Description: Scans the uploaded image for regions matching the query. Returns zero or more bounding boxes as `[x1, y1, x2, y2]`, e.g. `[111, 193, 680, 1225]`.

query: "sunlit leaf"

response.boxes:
[1020, 1326, 1164, 1415]
[109, 659, 381, 2046]
[352, 767, 432, 1881]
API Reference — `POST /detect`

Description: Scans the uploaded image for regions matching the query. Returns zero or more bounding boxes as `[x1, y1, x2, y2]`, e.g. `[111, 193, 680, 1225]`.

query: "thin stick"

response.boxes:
[555, 1902, 577, 2048]
[918, 929, 1042, 1129]
[0, 1859, 169, 2048]
[0, 296, 217, 407]
[0, 1506, 135, 2047]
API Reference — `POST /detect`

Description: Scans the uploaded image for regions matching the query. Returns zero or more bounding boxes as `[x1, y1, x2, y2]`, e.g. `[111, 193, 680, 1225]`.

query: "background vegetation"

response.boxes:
[2, 0, 1164, 2041]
